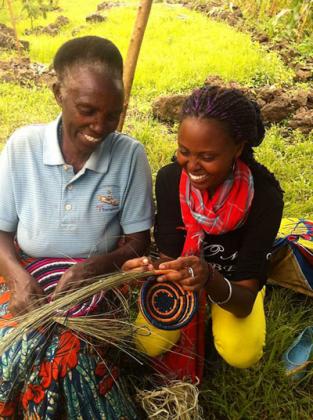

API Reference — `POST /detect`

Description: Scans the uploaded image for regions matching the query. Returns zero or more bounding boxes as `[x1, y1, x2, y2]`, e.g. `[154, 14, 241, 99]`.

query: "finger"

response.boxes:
[122, 256, 150, 271]
[156, 270, 185, 283]
[153, 268, 178, 275]
[179, 276, 200, 288]
[180, 283, 199, 292]
[125, 266, 148, 273]
[158, 256, 197, 271]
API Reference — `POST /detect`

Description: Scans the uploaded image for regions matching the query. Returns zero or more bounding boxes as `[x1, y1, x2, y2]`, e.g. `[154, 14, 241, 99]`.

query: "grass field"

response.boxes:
[1, 1, 313, 418]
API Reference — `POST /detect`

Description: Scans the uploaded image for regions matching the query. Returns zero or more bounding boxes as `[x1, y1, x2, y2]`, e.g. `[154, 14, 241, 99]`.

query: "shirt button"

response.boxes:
[63, 164, 69, 171]
[67, 184, 73, 190]
[65, 204, 72, 211]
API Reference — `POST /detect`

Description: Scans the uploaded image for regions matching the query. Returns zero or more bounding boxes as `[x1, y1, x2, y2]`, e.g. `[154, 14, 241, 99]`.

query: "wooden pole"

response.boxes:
[5, 0, 21, 57]
[118, 0, 153, 132]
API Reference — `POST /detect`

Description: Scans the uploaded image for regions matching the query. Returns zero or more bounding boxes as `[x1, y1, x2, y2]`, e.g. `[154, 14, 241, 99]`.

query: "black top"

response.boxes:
[154, 162, 284, 289]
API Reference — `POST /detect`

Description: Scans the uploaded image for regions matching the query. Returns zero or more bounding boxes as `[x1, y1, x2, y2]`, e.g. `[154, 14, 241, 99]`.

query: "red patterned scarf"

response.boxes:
[155, 159, 254, 383]
[180, 159, 254, 256]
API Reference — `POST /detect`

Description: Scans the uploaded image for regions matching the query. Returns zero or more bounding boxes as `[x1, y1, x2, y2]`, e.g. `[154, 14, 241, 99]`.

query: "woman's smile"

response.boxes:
[83, 133, 102, 143]
[177, 117, 244, 192]
[54, 65, 124, 170]
[80, 132, 102, 144]
[188, 172, 210, 183]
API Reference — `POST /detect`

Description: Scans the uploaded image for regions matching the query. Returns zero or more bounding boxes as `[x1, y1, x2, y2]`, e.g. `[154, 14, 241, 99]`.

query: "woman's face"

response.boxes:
[177, 117, 244, 193]
[53, 64, 124, 156]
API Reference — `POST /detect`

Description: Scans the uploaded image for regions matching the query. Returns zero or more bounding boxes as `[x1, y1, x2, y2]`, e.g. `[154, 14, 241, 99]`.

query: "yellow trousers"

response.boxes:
[135, 288, 266, 368]
[211, 287, 266, 368]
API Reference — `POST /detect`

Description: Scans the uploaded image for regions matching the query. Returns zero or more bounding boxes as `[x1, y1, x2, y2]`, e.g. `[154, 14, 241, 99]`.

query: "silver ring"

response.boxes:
[187, 266, 195, 279]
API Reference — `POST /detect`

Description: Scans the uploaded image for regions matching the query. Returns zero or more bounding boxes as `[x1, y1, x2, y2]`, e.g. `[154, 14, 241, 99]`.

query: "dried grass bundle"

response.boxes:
[0, 270, 153, 356]
[137, 379, 204, 420]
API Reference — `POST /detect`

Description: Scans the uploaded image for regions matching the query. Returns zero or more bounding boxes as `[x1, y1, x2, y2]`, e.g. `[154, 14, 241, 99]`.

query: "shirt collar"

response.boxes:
[43, 115, 65, 165]
[43, 115, 114, 174]
[83, 133, 114, 174]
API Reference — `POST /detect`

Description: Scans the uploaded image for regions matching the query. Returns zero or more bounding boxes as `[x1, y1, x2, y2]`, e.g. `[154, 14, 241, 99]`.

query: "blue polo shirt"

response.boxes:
[0, 117, 154, 258]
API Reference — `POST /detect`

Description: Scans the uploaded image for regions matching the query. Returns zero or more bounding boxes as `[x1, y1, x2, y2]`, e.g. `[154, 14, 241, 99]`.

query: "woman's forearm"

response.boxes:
[206, 267, 258, 318]
[0, 231, 27, 286]
[75, 230, 151, 277]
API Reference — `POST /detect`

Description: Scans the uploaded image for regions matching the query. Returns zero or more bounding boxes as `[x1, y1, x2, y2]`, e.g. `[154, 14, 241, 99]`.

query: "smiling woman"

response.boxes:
[0, 36, 153, 418]
[124, 85, 284, 382]
[53, 37, 125, 171]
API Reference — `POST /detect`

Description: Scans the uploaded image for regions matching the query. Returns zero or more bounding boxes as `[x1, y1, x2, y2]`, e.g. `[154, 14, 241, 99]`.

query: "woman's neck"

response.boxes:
[58, 122, 91, 173]
[61, 141, 90, 173]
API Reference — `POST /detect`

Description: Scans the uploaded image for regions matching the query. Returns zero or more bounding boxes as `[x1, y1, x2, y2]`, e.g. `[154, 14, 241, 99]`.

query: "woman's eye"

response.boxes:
[201, 155, 214, 162]
[78, 108, 94, 116]
[178, 148, 189, 156]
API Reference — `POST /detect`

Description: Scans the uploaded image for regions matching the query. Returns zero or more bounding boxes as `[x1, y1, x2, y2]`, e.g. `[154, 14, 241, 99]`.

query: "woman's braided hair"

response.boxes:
[181, 85, 283, 193]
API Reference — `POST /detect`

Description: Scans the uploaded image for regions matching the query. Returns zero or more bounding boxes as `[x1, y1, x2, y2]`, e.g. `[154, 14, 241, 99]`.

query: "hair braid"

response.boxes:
[181, 85, 283, 194]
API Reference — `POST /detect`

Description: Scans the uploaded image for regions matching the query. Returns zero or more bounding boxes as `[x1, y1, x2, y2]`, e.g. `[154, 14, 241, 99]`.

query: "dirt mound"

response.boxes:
[86, 13, 107, 23]
[0, 57, 55, 87]
[97, 1, 124, 10]
[0, 23, 15, 37]
[0, 24, 29, 51]
[253, 37, 313, 82]
[152, 76, 313, 133]
[24, 15, 69, 37]
[165, 0, 244, 27]
[289, 109, 313, 134]
[167, 1, 312, 83]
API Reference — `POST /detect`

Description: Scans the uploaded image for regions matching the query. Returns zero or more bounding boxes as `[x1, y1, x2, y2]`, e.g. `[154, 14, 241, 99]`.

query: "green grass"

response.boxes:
[0, 1, 313, 417]
[256, 126, 313, 219]
[202, 287, 313, 419]
[0, 83, 59, 142]
[1, 1, 293, 94]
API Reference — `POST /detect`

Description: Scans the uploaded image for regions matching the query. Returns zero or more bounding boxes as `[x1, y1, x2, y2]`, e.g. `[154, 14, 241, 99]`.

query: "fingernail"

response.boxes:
[157, 276, 164, 281]
[159, 264, 165, 269]
[143, 258, 148, 264]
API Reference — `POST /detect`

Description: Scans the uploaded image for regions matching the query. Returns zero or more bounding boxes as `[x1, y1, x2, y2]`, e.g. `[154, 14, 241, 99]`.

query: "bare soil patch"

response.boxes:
[23, 16, 70, 37]
[165, 0, 312, 83]
[0, 57, 55, 87]
[152, 76, 313, 133]
[0, 23, 29, 51]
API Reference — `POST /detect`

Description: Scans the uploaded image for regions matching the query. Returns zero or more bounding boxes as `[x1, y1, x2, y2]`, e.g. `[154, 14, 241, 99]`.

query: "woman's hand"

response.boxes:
[121, 256, 154, 273]
[157, 256, 210, 292]
[9, 272, 45, 316]
[52, 262, 94, 300]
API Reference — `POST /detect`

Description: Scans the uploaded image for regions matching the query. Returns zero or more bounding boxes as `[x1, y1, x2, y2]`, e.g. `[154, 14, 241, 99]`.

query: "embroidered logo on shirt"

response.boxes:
[96, 191, 119, 212]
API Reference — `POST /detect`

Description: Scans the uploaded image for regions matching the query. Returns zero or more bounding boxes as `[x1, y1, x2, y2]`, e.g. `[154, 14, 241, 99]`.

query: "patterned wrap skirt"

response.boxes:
[0, 253, 139, 419]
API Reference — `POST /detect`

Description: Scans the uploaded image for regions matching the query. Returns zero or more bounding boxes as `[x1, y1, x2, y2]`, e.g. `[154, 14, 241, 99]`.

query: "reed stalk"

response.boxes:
[0, 270, 154, 356]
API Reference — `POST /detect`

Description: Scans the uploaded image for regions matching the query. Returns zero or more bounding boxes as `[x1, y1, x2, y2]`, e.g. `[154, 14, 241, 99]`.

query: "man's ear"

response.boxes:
[52, 81, 63, 107]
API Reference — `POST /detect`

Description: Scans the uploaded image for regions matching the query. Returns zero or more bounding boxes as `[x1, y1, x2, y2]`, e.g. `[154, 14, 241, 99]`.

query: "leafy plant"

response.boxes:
[235, 0, 313, 40]
[21, 0, 57, 28]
